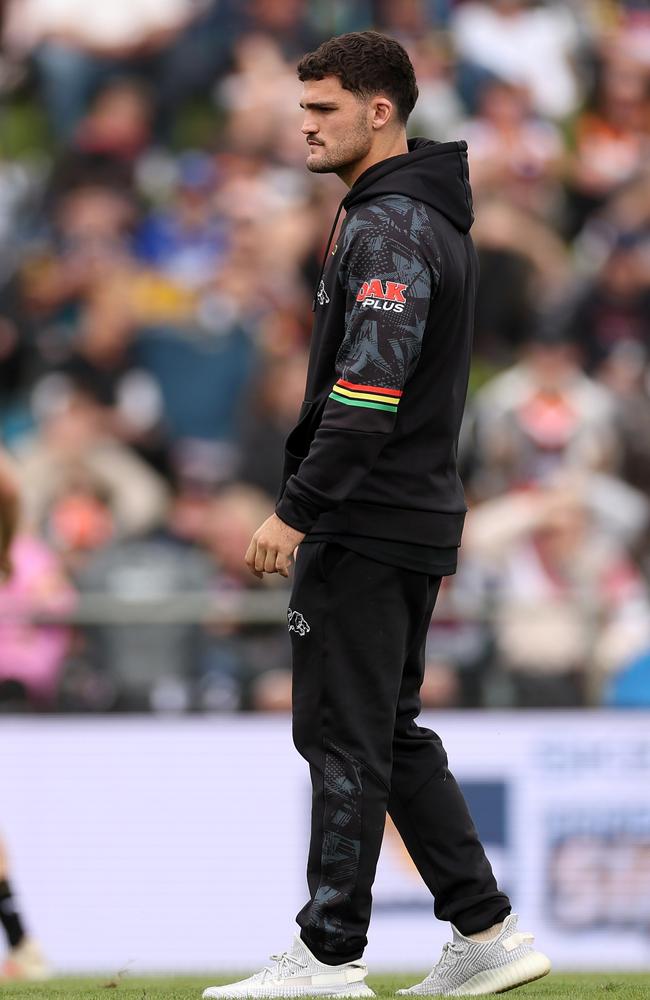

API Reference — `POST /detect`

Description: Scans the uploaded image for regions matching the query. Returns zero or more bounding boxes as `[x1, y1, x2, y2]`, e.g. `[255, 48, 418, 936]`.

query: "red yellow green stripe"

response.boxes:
[333, 385, 399, 405]
[330, 378, 402, 413]
[329, 393, 397, 412]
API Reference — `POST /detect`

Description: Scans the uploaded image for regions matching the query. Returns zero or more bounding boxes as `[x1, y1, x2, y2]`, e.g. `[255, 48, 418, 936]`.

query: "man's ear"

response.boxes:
[371, 97, 394, 130]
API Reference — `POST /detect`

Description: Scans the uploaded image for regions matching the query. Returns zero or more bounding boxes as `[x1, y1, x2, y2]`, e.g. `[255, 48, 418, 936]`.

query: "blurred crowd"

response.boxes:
[0, 0, 649, 712]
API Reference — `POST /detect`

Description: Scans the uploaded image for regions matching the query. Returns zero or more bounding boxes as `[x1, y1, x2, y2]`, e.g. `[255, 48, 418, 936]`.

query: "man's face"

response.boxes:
[300, 76, 373, 175]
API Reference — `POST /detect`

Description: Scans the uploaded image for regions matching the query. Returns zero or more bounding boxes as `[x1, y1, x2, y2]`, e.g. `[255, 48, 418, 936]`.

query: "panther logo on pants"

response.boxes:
[287, 608, 311, 636]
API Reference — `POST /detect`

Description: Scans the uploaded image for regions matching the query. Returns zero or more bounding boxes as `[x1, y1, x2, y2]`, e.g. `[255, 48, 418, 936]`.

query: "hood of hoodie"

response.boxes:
[342, 137, 474, 235]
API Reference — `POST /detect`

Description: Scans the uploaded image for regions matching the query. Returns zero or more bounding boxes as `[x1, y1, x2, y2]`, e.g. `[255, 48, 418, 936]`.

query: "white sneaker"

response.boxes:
[397, 914, 550, 996]
[202, 934, 375, 999]
[1, 937, 51, 980]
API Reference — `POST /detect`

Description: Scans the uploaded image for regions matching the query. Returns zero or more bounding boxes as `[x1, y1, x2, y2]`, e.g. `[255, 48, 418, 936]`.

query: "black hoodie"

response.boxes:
[275, 138, 476, 551]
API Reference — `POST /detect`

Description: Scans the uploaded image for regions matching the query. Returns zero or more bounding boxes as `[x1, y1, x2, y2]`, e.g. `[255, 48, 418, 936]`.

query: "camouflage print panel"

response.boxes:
[335, 195, 440, 394]
[305, 743, 363, 952]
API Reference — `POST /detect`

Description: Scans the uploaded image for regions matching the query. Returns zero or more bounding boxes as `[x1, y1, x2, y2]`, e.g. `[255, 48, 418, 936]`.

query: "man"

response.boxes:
[204, 31, 550, 998]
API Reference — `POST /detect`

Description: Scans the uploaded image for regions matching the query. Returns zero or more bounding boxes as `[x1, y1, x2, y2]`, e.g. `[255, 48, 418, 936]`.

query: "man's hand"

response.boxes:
[245, 514, 305, 579]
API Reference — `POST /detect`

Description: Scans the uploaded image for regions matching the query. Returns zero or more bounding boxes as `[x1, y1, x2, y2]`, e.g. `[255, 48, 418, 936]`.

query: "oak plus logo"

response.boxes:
[356, 278, 408, 314]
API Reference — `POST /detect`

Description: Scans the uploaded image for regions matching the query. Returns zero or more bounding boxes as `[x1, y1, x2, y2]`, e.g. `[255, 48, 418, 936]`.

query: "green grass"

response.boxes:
[1, 974, 650, 1000]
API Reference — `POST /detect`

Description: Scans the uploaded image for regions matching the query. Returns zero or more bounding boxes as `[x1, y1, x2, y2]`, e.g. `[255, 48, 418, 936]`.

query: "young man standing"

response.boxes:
[205, 31, 550, 998]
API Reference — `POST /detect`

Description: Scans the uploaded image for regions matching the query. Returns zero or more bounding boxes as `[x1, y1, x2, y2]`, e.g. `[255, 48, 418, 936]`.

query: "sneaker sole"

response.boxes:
[397, 950, 551, 997]
[203, 984, 375, 999]
[455, 950, 551, 996]
[1, 960, 51, 982]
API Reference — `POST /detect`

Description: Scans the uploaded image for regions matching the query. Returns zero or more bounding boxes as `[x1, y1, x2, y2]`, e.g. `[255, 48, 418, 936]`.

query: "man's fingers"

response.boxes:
[245, 538, 263, 578]
[264, 548, 278, 574]
[245, 522, 297, 579]
[254, 542, 267, 574]
[276, 552, 291, 578]
[244, 537, 257, 569]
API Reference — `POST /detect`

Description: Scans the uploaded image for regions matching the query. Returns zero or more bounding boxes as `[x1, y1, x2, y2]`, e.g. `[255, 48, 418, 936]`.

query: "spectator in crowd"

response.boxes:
[459, 78, 564, 218]
[0, 529, 75, 709]
[17, 175, 167, 473]
[451, 0, 582, 119]
[408, 34, 465, 141]
[55, 280, 169, 474]
[21, 178, 138, 350]
[565, 43, 650, 235]
[470, 201, 571, 363]
[464, 480, 650, 706]
[374, 0, 451, 40]
[600, 343, 650, 503]
[71, 77, 155, 162]
[469, 328, 618, 499]
[2, 0, 213, 139]
[134, 151, 226, 290]
[15, 381, 169, 539]
[562, 231, 650, 375]
[216, 35, 305, 159]
[0, 449, 75, 710]
[40, 472, 116, 577]
[238, 0, 322, 60]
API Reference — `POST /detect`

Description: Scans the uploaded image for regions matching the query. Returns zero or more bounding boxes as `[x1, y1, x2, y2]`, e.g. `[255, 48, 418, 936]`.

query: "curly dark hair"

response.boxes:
[297, 31, 418, 125]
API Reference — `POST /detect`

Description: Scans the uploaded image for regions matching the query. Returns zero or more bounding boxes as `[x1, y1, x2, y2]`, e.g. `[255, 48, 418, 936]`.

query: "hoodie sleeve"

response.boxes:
[276, 198, 439, 533]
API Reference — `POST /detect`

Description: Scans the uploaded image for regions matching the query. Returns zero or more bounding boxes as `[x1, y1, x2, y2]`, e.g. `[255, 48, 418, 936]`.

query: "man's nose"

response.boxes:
[301, 117, 318, 135]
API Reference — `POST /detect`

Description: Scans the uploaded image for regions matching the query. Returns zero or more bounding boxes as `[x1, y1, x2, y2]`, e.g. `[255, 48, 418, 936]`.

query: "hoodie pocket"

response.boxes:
[284, 399, 323, 463]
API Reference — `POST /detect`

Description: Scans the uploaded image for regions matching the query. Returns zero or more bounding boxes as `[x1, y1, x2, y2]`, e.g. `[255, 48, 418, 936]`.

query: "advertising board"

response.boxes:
[1, 713, 649, 972]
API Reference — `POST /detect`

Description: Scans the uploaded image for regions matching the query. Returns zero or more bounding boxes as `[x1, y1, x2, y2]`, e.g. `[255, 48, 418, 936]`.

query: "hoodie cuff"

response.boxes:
[275, 475, 330, 533]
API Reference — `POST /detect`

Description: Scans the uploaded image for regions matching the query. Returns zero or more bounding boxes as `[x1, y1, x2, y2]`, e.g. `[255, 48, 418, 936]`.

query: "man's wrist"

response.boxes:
[275, 495, 317, 535]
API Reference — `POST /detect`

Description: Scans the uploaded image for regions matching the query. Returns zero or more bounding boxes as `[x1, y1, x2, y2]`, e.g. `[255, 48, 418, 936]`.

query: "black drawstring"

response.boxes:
[312, 197, 345, 311]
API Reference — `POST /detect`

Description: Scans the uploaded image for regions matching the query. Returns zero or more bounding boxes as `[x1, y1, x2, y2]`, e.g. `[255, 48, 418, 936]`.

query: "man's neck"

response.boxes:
[338, 133, 409, 188]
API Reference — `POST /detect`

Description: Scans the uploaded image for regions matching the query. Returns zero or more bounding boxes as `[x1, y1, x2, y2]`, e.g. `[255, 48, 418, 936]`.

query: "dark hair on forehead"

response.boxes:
[297, 31, 418, 125]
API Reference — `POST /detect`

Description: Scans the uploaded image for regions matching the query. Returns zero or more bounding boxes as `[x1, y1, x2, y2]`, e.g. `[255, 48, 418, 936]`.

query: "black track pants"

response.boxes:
[289, 542, 511, 964]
